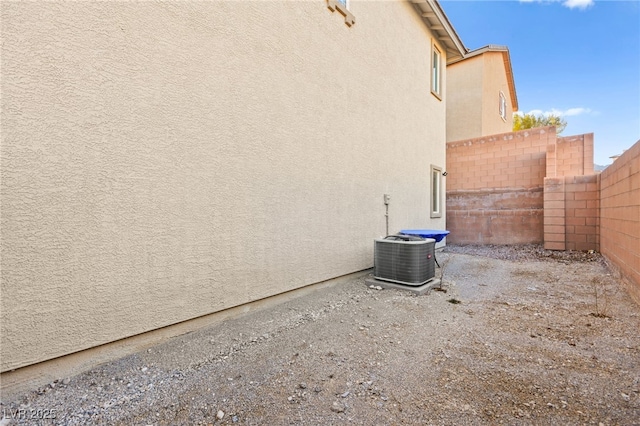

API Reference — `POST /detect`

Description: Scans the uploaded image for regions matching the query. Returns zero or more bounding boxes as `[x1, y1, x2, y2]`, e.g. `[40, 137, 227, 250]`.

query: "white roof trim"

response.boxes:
[449, 45, 519, 111]
[411, 0, 467, 63]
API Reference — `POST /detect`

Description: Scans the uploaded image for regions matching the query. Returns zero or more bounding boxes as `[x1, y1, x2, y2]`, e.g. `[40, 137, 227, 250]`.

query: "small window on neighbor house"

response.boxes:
[431, 165, 442, 218]
[431, 45, 442, 99]
[336, 0, 347, 7]
[499, 91, 507, 121]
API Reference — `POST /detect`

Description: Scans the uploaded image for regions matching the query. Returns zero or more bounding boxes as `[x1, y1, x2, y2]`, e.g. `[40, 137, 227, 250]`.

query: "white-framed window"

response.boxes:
[431, 44, 442, 99]
[499, 91, 507, 121]
[336, 0, 348, 7]
[430, 165, 442, 218]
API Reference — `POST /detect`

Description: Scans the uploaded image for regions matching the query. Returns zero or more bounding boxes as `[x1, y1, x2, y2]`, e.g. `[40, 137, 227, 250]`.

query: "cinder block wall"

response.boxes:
[447, 124, 638, 304]
[599, 140, 640, 304]
[542, 177, 566, 250]
[446, 127, 555, 244]
[543, 175, 600, 251]
[565, 175, 600, 251]
[548, 134, 595, 177]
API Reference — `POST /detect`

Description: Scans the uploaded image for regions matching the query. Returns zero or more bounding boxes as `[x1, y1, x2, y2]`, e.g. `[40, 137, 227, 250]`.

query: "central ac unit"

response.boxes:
[373, 235, 435, 286]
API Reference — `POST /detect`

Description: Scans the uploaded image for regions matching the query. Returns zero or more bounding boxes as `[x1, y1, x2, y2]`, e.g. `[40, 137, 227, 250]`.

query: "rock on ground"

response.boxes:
[1, 245, 639, 425]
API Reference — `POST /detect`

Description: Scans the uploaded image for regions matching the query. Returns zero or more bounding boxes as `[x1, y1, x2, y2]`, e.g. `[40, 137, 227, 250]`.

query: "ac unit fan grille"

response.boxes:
[374, 238, 435, 286]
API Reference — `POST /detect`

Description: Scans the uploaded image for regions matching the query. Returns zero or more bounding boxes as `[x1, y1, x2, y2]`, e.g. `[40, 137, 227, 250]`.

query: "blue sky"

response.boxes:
[440, 0, 640, 165]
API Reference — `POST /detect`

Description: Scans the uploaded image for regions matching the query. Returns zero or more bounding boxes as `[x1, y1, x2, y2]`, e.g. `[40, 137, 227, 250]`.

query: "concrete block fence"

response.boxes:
[447, 129, 638, 304]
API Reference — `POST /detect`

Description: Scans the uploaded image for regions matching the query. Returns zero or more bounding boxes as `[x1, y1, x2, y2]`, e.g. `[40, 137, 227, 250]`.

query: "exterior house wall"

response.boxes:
[446, 55, 483, 142]
[599, 141, 640, 305]
[446, 127, 555, 244]
[446, 51, 515, 142]
[481, 52, 514, 137]
[1, 1, 449, 372]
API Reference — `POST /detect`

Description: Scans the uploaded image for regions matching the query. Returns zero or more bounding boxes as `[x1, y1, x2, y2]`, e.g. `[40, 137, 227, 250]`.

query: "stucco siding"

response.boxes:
[447, 50, 515, 142]
[446, 55, 483, 142]
[1, 1, 447, 371]
[481, 52, 513, 136]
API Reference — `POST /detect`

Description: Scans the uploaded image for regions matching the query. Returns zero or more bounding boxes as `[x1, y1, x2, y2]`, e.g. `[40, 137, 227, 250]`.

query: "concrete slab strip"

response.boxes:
[364, 276, 441, 295]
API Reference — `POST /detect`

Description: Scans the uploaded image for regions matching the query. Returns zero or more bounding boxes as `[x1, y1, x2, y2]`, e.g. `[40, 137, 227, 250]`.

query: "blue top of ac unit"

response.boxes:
[399, 229, 450, 243]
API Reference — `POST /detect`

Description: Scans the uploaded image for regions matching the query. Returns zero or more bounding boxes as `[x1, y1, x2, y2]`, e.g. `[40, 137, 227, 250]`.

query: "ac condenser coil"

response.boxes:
[373, 235, 436, 286]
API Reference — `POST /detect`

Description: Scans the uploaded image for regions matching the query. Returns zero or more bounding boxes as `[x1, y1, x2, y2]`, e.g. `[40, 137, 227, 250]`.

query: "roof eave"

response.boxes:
[500, 49, 519, 112]
[449, 45, 519, 111]
[411, 0, 468, 63]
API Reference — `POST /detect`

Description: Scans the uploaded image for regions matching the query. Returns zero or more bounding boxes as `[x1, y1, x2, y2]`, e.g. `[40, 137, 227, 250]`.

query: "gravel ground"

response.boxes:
[2, 245, 639, 425]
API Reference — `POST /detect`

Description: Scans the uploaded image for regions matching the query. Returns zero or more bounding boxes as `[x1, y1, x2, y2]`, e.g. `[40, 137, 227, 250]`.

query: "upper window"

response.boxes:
[431, 45, 442, 99]
[499, 91, 507, 121]
[430, 165, 442, 218]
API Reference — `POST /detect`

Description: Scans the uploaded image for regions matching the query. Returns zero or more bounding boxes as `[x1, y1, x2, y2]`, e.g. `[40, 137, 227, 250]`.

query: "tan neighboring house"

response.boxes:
[446, 45, 518, 142]
[1, 1, 465, 377]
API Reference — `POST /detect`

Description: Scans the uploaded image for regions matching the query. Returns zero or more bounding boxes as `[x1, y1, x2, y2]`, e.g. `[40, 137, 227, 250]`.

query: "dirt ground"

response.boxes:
[2, 245, 639, 425]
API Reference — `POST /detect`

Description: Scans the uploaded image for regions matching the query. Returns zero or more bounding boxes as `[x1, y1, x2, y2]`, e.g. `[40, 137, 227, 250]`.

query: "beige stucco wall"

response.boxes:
[481, 52, 514, 137]
[1, 1, 447, 371]
[446, 55, 483, 142]
[446, 51, 514, 141]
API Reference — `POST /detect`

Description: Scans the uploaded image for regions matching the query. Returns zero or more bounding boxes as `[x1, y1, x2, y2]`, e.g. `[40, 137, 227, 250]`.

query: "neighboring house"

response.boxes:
[446, 45, 518, 142]
[1, 1, 465, 374]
